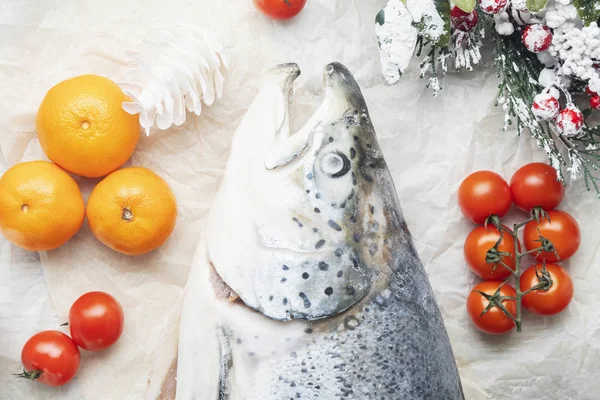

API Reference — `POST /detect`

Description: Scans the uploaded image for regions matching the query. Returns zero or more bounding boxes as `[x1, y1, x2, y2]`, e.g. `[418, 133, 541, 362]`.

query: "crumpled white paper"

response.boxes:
[1, 1, 599, 399]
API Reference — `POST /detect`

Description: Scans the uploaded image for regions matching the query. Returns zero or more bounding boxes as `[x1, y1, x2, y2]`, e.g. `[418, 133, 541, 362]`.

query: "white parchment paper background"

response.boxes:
[1, 1, 599, 399]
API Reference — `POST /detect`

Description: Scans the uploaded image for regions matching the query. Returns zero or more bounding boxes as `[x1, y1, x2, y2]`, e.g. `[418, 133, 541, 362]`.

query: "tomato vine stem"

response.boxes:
[14, 369, 42, 381]
[484, 207, 554, 332]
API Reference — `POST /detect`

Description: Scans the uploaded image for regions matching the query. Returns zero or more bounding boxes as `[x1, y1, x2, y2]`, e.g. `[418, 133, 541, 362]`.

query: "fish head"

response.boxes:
[208, 62, 398, 321]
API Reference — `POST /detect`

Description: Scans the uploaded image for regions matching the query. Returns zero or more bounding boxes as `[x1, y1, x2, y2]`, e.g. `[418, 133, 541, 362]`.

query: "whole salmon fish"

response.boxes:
[170, 62, 464, 399]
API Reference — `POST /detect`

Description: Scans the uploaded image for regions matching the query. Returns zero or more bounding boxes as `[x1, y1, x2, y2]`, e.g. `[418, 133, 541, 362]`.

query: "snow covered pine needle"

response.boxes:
[375, 0, 600, 197]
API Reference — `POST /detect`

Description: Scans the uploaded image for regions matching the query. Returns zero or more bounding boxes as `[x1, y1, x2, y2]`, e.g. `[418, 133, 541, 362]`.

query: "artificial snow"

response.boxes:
[523, 24, 552, 53]
[531, 93, 560, 120]
[376, 0, 446, 84]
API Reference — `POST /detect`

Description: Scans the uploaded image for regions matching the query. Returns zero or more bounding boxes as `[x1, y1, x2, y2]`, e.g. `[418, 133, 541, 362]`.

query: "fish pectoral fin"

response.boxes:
[217, 327, 233, 400]
[264, 131, 311, 170]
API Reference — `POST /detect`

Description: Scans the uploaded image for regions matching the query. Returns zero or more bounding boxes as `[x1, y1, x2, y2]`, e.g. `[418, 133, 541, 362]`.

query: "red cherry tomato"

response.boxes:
[20, 330, 80, 386]
[458, 171, 511, 224]
[69, 291, 124, 351]
[467, 281, 516, 335]
[523, 210, 581, 262]
[464, 225, 520, 280]
[520, 264, 573, 315]
[510, 163, 565, 211]
[253, 0, 306, 20]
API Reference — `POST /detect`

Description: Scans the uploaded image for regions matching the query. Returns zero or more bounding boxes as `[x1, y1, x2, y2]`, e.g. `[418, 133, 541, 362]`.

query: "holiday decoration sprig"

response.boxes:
[376, 0, 600, 197]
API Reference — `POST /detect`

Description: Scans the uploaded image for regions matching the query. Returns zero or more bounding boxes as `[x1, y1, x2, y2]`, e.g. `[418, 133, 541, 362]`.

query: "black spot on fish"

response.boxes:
[315, 240, 325, 249]
[269, 296, 273, 301]
[369, 205, 375, 215]
[351, 256, 359, 267]
[283, 298, 288, 305]
[340, 201, 346, 209]
[369, 243, 378, 256]
[334, 248, 343, 257]
[236, 338, 242, 344]
[283, 265, 289, 271]
[353, 136, 360, 142]
[315, 192, 321, 199]
[313, 228, 318, 233]
[302, 272, 310, 280]
[346, 126, 350, 129]
[307, 172, 313, 180]
[328, 220, 342, 231]
[350, 147, 356, 159]
[346, 286, 356, 295]
[345, 115, 358, 126]
[347, 188, 355, 200]
[299, 292, 311, 309]
[305, 328, 313, 334]
[290, 382, 297, 387]
[281, 278, 287, 283]
[349, 214, 357, 224]
[351, 172, 357, 185]
[328, 137, 334, 142]
[319, 262, 329, 271]
[352, 233, 361, 243]
[292, 217, 303, 228]
[337, 271, 343, 278]
[314, 208, 320, 213]
[325, 287, 333, 296]
[366, 143, 372, 149]
[362, 172, 373, 182]
[306, 189, 310, 194]
[248, 352, 255, 357]
[368, 162, 377, 169]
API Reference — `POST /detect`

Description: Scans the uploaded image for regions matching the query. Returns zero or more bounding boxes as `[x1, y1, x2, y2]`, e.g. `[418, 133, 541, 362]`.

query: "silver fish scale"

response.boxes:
[241, 261, 463, 399]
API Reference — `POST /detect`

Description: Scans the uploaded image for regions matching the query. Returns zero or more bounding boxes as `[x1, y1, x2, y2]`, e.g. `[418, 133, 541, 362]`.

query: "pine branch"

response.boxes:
[492, 26, 567, 183]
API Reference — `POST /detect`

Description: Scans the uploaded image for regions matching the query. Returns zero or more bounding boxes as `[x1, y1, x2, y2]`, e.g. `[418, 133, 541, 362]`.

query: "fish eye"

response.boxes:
[320, 151, 351, 178]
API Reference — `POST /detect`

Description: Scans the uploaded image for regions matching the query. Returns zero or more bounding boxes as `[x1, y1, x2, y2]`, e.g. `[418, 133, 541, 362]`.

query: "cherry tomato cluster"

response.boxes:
[17, 292, 124, 387]
[458, 163, 580, 335]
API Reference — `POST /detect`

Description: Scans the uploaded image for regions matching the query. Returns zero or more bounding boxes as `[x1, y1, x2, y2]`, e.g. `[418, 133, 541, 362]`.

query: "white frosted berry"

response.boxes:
[556, 104, 584, 137]
[523, 24, 553, 53]
[532, 93, 560, 121]
[494, 11, 514, 35]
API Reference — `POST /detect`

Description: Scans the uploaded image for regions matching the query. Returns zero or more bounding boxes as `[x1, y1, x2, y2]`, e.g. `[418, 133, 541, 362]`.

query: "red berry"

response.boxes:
[556, 104, 584, 137]
[586, 86, 597, 96]
[479, 0, 508, 14]
[591, 95, 600, 110]
[522, 24, 553, 53]
[531, 93, 560, 121]
[450, 6, 479, 32]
